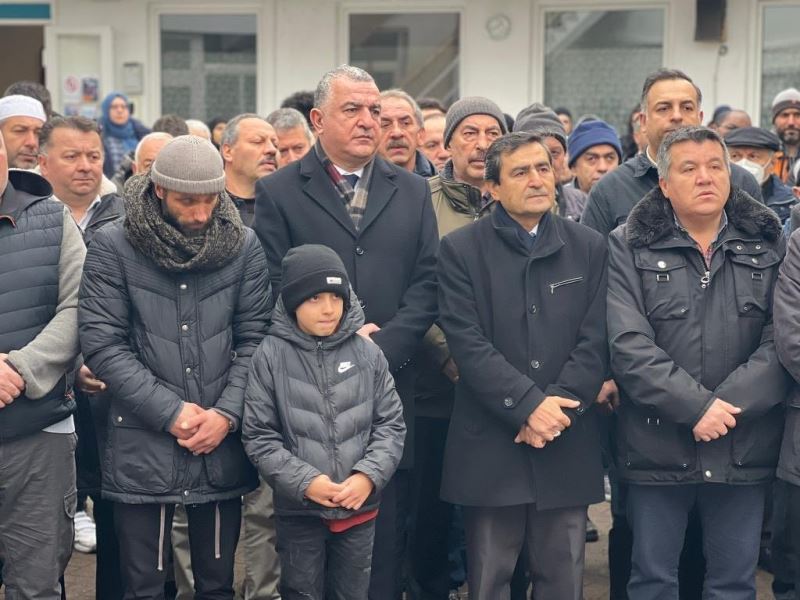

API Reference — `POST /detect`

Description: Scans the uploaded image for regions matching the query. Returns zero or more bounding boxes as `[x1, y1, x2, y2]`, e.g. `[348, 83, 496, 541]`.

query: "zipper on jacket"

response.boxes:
[549, 276, 583, 294]
[316, 342, 339, 477]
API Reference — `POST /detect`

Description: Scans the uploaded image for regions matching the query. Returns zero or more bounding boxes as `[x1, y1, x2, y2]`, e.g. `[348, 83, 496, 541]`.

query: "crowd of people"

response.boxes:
[1, 63, 800, 600]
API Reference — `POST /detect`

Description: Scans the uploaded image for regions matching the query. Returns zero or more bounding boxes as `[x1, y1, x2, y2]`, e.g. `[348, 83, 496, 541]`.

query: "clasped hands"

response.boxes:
[515, 395, 581, 449]
[0, 353, 25, 407]
[169, 402, 231, 455]
[304, 473, 375, 511]
[692, 398, 741, 442]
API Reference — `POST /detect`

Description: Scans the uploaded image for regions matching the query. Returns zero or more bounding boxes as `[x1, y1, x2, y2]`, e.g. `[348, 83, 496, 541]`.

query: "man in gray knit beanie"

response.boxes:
[441, 97, 508, 193]
[149, 135, 227, 234]
[79, 126, 269, 599]
[513, 103, 573, 185]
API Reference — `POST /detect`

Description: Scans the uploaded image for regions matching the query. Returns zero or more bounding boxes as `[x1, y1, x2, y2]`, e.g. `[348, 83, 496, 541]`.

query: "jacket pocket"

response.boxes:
[730, 251, 780, 318]
[635, 251, 691, 321]
[620, 408, 696, 471]
[108, 413, 177, 495]
[204, 435, 255, 490]
[731, 404, 783, 469]
[548, 276, 583, 294]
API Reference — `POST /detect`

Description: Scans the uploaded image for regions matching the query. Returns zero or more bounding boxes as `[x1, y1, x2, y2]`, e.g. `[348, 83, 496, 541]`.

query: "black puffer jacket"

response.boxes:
[608, 186, 791, 485]
[242, 292, 405, 519]
[78, 222, 270, 504]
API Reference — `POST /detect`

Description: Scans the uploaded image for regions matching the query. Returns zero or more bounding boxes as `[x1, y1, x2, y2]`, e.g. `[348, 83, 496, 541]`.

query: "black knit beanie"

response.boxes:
[281, 244, 350, 314]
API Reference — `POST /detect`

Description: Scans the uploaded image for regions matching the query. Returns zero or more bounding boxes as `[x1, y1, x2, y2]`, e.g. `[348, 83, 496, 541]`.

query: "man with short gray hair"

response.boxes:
[256, 63, 438, 600]
[378, 89, 435, 177]
[266, 107, 313, 169]
[133, 132, 173, 175]
[608, 126, 790, 599]
[220, 114, 279, 226]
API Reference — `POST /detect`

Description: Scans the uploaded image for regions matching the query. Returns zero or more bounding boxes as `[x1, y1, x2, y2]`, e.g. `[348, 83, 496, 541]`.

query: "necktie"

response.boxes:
[343, 173, 359, 189]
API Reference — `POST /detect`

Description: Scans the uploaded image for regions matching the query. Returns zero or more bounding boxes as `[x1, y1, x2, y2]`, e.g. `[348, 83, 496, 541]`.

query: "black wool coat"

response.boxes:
[438, 208, 608, 510]
[254, 150, 439, 468]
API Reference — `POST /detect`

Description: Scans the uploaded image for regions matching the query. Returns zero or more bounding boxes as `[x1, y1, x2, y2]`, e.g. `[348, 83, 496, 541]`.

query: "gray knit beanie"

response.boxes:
[150, 135, 225, 194]
[771, 87, 800, 122]
[513, 103, 567, 150]
[444, 97, 508, 148]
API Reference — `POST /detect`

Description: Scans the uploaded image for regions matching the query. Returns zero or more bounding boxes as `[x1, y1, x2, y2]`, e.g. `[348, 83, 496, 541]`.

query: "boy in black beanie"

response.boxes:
[242, 244, 405, 600]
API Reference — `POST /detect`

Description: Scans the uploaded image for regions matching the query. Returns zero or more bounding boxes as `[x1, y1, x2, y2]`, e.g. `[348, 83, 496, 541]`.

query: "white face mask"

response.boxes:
[734, 158, 768, 184]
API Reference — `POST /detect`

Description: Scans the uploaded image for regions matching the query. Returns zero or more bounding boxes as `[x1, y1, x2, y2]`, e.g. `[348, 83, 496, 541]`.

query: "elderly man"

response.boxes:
[267, 107, 314, 169]
[378, 89, 436, 177]
[725, 126, 796, 225]
[438, 131, 608, 599]
[567, 119, 622, 193]
[0, 126, 86, 597]
[38, 114, 125, 597]
[255, 64, 438, 600]
[0, 94, 46, 169]
[220, 114, 279, 226]
[420, 112, 450, 172]
[132, 132, 173, 175]
[608, 126, 790, 599]
[410, 95, 506, 598]
[79, 135, 271, 599]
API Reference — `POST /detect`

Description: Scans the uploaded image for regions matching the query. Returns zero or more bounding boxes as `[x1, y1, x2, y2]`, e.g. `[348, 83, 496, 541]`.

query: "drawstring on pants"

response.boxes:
[157, 504, 166, 571]
[214, 501, 221, 559]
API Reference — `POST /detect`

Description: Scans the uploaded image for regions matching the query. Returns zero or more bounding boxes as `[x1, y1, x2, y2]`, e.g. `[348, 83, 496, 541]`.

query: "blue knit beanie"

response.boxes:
[567, 120, 622, 167]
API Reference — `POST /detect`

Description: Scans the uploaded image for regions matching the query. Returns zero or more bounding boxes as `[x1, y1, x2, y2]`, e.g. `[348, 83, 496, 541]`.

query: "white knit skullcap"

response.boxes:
[0, 95, 46, 123]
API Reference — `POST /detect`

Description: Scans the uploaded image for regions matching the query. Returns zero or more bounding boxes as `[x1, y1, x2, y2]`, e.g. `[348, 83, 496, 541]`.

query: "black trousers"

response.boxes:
[368, 469, 412, 600]
[94, 497, 124, 600]
[409, 416, 453, 600]
[114, 499, 241, 600]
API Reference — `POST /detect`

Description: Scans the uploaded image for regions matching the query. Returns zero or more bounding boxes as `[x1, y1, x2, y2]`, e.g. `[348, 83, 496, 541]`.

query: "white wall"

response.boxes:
[48, 0, 794, 126]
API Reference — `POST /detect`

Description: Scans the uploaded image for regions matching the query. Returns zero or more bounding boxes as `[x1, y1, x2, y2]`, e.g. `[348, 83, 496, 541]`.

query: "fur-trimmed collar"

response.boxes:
[626, 186, 782, 248]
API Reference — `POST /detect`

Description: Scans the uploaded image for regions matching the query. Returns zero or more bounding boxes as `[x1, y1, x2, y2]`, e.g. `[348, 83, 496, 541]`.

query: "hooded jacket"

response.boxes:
[608, 186, 791, 485]
[242, 292, 406, 519]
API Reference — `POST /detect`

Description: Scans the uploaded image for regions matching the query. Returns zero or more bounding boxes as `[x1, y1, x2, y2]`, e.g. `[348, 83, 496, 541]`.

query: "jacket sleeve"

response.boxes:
[607, 229, 715, 425]
[370, 182, 439, 372]
[437, 234, 546, 433]
[214, 235, 273, 429]
[715, 237, 790, 417]
[421, 324, 451, 371]
[242, 342, 322, 503]
[774, 233, 800, 386]
[254, 178, 291, 297]
[352, 350, 406, 491]
[78, 230, 184, 432]
[7, 208, 85, 398]
[547, 236, 609, 419]
[581, 180, 614, 237]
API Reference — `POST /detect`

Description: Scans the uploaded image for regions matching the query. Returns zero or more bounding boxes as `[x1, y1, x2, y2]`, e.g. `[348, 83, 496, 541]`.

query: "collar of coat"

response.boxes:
[490, 204, 564, 258]
[625, 184, 782, 249]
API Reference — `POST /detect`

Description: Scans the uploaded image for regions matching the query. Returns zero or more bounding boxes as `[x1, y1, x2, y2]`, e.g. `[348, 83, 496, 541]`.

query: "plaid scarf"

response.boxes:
[314, 141, 374, 230]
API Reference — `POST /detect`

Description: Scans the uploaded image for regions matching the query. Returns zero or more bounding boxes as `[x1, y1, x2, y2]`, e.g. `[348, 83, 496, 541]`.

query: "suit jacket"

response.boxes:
[254, 149, 439, 468]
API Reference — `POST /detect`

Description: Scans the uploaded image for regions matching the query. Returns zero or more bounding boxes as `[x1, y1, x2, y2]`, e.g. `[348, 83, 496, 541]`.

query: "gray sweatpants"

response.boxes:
[0, 431, 76, 600]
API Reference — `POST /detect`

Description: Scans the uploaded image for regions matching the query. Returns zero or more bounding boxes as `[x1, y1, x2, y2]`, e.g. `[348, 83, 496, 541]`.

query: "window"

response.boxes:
[760, 4, 800, 128]
[160, 14, 256, 121]
[544, 8, 664, 133]
[349, 12, 459, 106]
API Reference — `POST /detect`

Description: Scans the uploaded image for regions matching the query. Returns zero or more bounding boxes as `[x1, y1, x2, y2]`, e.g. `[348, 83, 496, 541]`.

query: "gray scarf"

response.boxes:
[123, 173, 245, 273]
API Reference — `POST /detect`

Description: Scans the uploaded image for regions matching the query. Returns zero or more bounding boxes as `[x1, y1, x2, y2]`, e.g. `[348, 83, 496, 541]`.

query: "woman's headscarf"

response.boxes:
[100, 92, 138, 152]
